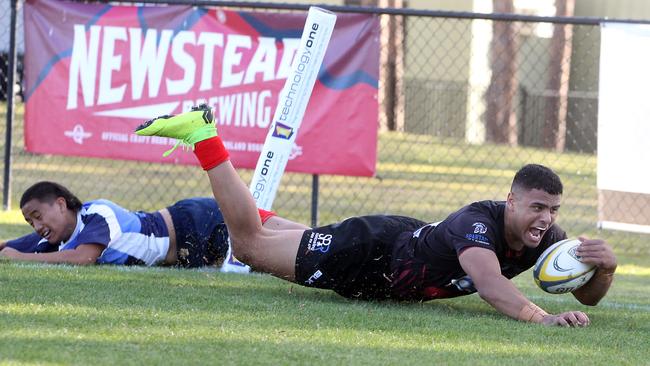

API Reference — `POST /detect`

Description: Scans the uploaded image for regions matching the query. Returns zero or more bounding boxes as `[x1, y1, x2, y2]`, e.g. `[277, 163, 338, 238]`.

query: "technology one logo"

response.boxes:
[272, 121, 295, 139]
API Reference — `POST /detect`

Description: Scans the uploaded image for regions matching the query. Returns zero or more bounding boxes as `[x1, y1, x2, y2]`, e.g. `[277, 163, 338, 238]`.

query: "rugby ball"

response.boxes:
[533, 238, 596, 294]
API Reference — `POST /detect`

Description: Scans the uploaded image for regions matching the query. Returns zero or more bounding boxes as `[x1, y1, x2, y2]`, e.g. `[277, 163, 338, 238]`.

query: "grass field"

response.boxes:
[1, 207, 650, 364]
[1, 104, 650, 364]
[0, 258, 648, 365]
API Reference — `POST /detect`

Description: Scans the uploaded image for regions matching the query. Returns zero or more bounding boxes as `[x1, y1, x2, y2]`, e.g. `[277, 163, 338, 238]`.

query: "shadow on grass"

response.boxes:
[0, 312, 646, 366]
[3, 263, 647, 333]
[0, 333, 590, 366]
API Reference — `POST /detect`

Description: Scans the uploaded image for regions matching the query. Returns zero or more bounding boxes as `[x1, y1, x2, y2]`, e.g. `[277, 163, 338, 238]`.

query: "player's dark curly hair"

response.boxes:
[20, 181, 83, 212]
[511, 164, 563, 195]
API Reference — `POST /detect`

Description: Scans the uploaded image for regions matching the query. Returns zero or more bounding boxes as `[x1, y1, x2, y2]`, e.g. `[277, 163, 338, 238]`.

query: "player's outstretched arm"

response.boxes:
[0, 244, 103, 265]
[459, 247, 589, 326]
[572, 237, 617, 306]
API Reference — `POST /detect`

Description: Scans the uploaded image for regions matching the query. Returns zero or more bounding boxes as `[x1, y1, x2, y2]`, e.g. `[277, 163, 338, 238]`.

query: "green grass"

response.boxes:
[2, 103, 650, 364]
[1, 212, 649, 365]
[0, 261, 648, 365]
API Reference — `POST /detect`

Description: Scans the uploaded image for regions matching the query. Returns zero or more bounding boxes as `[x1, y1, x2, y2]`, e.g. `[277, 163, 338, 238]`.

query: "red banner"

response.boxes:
[23, 0, 379, 176]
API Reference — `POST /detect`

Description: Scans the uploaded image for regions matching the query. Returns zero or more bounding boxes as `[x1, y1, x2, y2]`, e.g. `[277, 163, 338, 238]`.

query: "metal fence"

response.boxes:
[1, 0, 649, 254]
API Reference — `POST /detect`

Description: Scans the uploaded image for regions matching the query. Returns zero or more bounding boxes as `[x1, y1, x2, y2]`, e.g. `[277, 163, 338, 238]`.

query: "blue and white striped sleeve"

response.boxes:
[5, 232, 57, 253]
[69, 212, 115, 249]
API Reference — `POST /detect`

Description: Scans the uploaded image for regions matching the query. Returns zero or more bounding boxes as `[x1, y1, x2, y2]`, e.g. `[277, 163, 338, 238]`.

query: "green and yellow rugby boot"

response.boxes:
[135, 104, 217, 156]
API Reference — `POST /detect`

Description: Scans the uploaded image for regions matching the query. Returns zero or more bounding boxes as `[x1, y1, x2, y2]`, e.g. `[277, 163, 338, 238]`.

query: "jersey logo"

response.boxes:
[465, 222, 490, 245]
[307, 232, 332, 253]
[306, 270, 323, 285]
[472, 222, 488, 234]
[465, 233, 491, 245]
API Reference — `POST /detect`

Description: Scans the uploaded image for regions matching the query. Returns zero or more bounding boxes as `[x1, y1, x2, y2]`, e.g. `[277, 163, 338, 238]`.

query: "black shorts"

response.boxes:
[295, 215, 426, 300]
[167, 197, 229, 268]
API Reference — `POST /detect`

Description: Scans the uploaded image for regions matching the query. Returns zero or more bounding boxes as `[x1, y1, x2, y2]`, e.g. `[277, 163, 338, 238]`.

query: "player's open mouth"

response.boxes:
[41, 229, 51, 240]
[528, 226, 546, 242]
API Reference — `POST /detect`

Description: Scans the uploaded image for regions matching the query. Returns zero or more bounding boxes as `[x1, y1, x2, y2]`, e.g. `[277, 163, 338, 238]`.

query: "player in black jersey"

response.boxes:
[136, 106, 618, 327]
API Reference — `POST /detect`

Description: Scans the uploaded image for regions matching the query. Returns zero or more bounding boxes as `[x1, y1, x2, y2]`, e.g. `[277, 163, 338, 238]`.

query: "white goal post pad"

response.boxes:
[597, 22, 650, 232]
[249, 7, 337, 210]
[221, 8, 336, 273]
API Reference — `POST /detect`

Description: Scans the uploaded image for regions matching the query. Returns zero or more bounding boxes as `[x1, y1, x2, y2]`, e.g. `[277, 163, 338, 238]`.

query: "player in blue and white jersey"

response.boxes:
[0, 181, 306, 267]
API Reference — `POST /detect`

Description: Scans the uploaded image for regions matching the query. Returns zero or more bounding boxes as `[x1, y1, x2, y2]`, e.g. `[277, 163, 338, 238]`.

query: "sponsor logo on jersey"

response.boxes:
[472, 222, 488, 234]
[465, 233, 491, 246]
[306, 270, 323, 285]
[465, 222, 490, 245]
[307, 232, 332, 253]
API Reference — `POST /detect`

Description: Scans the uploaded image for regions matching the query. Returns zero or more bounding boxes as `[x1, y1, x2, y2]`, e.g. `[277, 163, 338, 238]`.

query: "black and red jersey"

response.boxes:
[389, 200, 567, 301]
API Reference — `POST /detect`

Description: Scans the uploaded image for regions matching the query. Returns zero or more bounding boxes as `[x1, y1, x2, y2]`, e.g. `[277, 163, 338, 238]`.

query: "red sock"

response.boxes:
[194, 137, 229, 171]
[258, 208, 277, 224]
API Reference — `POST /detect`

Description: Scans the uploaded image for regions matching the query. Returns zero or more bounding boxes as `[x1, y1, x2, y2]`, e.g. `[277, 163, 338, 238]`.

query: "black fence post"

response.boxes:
[311, 174, 319, 227]
[3, 0, 18, 211]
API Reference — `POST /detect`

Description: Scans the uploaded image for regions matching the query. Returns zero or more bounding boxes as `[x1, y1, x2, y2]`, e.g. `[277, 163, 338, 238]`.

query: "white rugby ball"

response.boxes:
[533, 238, 596, 294]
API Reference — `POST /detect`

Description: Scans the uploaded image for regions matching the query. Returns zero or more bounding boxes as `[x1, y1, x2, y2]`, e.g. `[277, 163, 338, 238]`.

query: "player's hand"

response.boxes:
[541, 311, 590, 327]
[575, 237, 617, 273]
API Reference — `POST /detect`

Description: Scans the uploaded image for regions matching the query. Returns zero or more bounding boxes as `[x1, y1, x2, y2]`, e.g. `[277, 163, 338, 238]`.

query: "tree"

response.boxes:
[485, 0, 518, 145]
[543, 0, 575, 151]
[346, 0, 405, 131]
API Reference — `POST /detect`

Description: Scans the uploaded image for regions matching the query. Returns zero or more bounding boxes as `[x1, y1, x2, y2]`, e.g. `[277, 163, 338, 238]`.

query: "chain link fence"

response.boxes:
[1, 0, 648, 254]
[1, 0, 22, 103]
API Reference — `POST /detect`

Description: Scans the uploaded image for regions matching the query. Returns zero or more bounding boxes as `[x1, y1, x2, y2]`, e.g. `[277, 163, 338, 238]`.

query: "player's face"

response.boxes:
[505, 188, 561, 249]
[21, 197, 76, 244]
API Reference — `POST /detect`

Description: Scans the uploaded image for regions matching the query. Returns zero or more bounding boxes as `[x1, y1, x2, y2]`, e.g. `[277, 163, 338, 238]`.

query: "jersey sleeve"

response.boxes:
[67, 211, 116, 249]
[5, 232, 58, 253]
[444, 210, 499, 255]
[6, 232, 44, 252]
